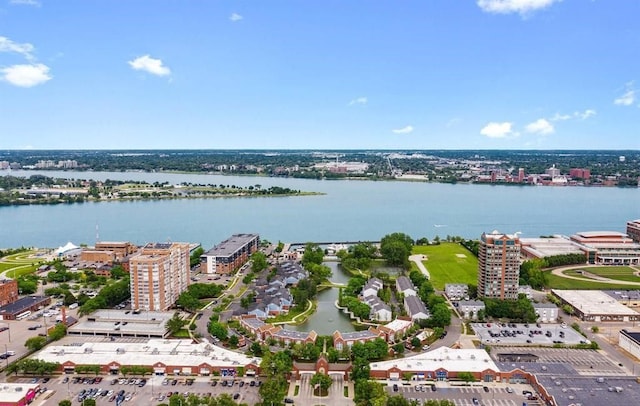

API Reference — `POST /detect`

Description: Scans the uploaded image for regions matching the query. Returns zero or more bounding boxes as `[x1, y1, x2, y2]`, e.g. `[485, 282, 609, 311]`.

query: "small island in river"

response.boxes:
[0, 175, 321, 206]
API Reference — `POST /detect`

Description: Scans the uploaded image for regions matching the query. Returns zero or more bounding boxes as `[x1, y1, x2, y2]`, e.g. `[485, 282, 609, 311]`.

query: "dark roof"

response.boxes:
[404, 295, 428, 316]
[621, 329, 640, 344]
[396, 276, 414, 291]
[204, 234, 259, 257]
[0, 295, 49, 315]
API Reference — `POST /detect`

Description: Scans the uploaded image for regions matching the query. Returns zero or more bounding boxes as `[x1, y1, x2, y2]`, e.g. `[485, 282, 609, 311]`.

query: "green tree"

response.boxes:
[354, 379, 386, 406]
[302, 243, 324, 266]
[190, 246, 204, 267]
[82, 399, 96, 406]
[58, 400, 72, 406]
[228, 335, 239, 347]
[250, 342, 263, 356]
[167, 312, 187, 335]
[110, 266, 126, 279]
[49, 323, 67, 341]
[25, 336, 47, 351]
[176, 291, 201, 311]
[380, 232, 413, 268]
[208, 321, 228, 341]
[17, 276, 38, 294]
[310, 373, 332, 393]
[387, 395, 411, 406]
[457, 371, 476, 382]
[251, 251, 268, 273]
[411, 337, 421, 348]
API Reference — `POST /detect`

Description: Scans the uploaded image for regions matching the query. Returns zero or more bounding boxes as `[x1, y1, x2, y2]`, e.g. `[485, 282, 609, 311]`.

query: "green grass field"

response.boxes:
[546, 270, 640, 290]
[577, 266, 640, 282]
[412, 243, 478, 290]
[0, 250, 43, 278]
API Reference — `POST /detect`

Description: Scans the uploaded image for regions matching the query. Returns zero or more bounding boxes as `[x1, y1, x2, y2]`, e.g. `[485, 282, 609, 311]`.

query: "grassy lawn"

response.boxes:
[546, 271, 640, 290]
[0, 250, 43, 277]
[412, 243, 478, 290]
[578, 266, 640, 282]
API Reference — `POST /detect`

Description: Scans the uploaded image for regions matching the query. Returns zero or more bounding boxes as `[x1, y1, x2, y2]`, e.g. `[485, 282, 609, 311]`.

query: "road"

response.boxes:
[577, 319, 640, 376]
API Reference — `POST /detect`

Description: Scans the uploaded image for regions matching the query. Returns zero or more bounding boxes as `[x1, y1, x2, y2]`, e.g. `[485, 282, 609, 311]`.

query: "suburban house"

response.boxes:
[404, 295, 430, 321]
[445, 283, 469, 300]
[458, 300, 485, 320]
[396, 276, 417, 297]
[362, 277, 384, 298]
[364, 296, 392, 322]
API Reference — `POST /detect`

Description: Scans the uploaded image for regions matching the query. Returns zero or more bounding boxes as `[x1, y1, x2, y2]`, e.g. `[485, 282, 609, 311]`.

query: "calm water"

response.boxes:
[1, 169, 639, 249]
[290, 262, 356, 334]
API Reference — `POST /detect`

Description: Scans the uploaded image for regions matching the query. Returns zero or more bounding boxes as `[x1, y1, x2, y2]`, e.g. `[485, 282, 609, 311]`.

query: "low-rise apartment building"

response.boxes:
[202, 234, 259, 274]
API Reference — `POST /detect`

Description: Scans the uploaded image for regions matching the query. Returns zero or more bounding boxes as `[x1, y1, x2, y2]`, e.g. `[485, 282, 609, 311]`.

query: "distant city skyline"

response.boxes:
[1, 1, 639, 150]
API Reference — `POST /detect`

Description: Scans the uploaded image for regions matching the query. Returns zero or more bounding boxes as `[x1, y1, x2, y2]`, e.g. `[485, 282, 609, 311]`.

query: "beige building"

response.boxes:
[477, 231, 521, 300]
[129, 242, 190, 311]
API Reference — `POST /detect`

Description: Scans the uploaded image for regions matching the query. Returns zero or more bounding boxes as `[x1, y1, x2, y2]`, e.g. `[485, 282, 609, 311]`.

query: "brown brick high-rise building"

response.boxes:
[0, 279, 19, 307]
[477, 231, 521, 300]
[129, 242, 190, 311]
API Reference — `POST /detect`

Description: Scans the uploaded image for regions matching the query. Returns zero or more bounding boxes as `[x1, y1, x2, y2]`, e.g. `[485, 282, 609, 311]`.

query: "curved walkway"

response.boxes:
[549, 265, 640, 286]
[409, 254, 430, 279]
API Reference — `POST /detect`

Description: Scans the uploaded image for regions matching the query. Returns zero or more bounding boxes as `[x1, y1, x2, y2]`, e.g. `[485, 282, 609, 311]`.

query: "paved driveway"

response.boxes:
[290, 374, 354, 406]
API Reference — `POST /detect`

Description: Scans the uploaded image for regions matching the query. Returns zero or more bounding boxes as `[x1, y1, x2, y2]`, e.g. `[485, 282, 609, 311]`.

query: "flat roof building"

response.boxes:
[129, 242, 190, 311]
[619, 329, 640, 361]
[67, 309, 173, 338]
[627, 219, 640, 243]
[0, 383, 39, 406]
[570, 231, 640, 265]
[33, 338, 261, 377]
[552, 289, 640, 322]
[0, 295, 51, 320]
[520, 236, 586, 260]
[478, 231, 521, 300]
[202, 234, 259, 274]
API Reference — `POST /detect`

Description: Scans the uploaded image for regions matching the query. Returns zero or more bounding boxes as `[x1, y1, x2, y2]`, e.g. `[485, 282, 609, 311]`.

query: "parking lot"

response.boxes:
[493, 346, 624, 377]
[473, 322, 588, 346]
[385, 382, 543, 406]
[13, 374, 262, 405]
[0, 306, 81, 362]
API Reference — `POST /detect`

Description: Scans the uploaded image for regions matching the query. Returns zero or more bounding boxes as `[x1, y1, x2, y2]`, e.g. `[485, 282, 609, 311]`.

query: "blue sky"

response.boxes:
[1, 0, 639, 150]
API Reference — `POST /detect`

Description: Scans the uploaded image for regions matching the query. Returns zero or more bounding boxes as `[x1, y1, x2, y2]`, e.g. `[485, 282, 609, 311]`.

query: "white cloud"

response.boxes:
[551, 109, 596, 121]
[480, 122, 514, 138]
[229, 13, 243, 22]
[525, 118, 554, 135]
[614, 83, 636, 106]
[1, 63, 51, 87]
[614, 90, 635, 106]
[446, 118, 462, 127]
[9, 0, 41, 6]
[576, 109, 596, 120]
[477, 0, 561, 15]
[349, 97, 368, 106]
[128, 55, 171, 76]
[550, 113, 572, 121]
[0, 36, 35, 60]
[392, 125, 414, 134]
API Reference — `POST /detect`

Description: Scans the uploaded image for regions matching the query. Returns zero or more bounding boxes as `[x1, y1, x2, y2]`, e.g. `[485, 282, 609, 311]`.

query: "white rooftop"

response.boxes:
[383, 318, 413, 332]
[68, 309, 173, 337]
[370, 347, 498, 373]
[0, 383, 38, 402]
[520, 237, 584, 257]
[33, 338, 260, 368]
[552, 290, 640, 316]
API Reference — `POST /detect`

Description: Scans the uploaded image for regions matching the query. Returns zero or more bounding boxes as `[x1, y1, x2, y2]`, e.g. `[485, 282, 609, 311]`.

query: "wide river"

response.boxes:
[1, 169, 639, 249]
